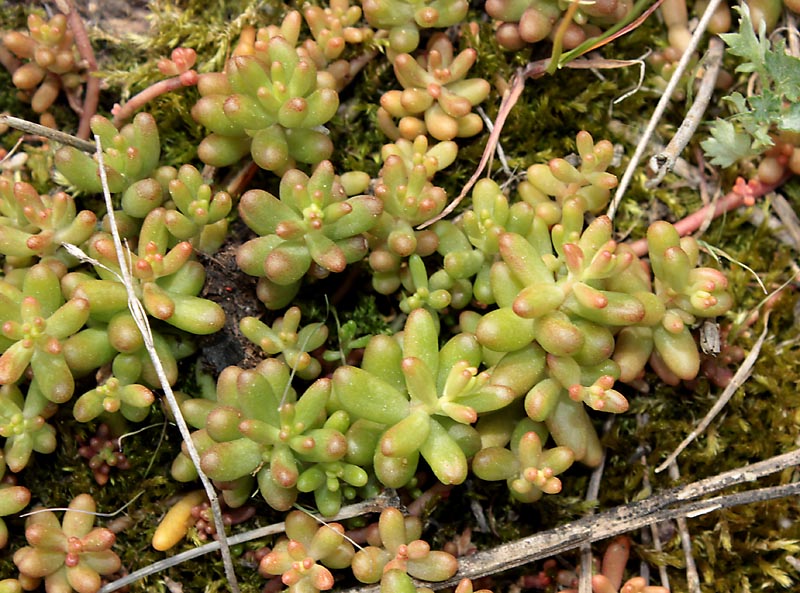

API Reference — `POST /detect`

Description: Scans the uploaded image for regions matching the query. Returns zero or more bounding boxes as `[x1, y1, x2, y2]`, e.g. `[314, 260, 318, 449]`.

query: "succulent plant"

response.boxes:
[0, 382, 57, 473]
[13, 493, 121, 593]
[0, 179, 96, 264]
[63, 208, 225, 336]
[486, 0, 633, 50]
[361, 0, 469, 52]
[151, 490, 208, 551]
[192, 13, 341, 174]
[517, 131, 618, 219]
[301, 0, 374, 89]
[367, 149, 446, 295]
[0, 450, 31, 548]
[72, 371, 155, 423]
[332, 308, 514, 486]
[237, 160, 380, 308]
[351, 507, 458, 588]
[398, 253, 453, 314]
[642, 221, 733, 384]
[2, 13, 84, 114]
[0, 0, 761, 587]
[55, 113, 162, 199]
[162, 164, 232, 254]
[0, 262, 89, 403]
[176, 359, 353, 513]
[258, 509, 355, 592]
[472, 418, 574, 502]
[240, 306, 329, 380]
[378, 34, 491, 141]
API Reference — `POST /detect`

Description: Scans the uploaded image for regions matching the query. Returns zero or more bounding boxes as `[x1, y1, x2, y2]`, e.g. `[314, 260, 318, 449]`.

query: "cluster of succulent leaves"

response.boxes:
[3, 0, 794, 592]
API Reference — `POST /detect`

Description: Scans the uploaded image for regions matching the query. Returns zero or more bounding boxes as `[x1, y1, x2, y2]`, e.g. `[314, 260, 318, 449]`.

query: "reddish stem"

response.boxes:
[406, 481, 453, 517]
[111, 71, 199, 127]
[628, 174, 790, 257]
[56, 0, 99, 139]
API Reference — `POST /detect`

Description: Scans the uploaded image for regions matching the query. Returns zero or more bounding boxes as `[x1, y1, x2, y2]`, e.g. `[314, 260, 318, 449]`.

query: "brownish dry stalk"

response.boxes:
[343, 448, 800, 593]
[655, 312, 771, 473]
[55, 0, 100, 139]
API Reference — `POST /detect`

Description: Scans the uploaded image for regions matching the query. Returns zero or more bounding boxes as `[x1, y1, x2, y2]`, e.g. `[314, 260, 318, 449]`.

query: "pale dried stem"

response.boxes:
[768, 193, 800, 250]
[580, 422, 609, 593]
[0, 113, 96, 152]
[655, 312, 771, 473]
[607, 0, 724, 220]
[476, 106, 511, 176]
[417, 67, 531, 229]
[647, 36, 724, 187]
[91, 135, 241, 593]
[667, 462, 701, 593]
[343, 448, 800, 593]
[639, 453, 670, 591]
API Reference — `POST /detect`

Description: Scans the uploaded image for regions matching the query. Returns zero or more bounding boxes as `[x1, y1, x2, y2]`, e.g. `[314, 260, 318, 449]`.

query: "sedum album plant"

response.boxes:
[0, 0, 794, 591]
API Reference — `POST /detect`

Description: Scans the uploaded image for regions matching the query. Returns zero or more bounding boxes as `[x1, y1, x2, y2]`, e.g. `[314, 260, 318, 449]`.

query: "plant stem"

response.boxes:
[55, 0, 100, 139]
[112, 72, 199, 127]
[627, 174, 789, 257]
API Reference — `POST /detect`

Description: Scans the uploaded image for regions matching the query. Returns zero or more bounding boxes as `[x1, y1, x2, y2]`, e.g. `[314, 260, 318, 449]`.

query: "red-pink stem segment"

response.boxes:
[111, 71, 199, 127]
[628, 175, 790, 257]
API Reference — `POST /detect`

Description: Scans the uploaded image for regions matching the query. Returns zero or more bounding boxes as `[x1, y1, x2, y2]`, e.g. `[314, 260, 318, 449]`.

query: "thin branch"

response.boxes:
[0, 113, 97, 152]
[580, 443, 607, 593]
[655, 312, 771, 473]
[417, 63, 539, 229]
[646, 36, 725, 187]
[342, 448, 800, 593]
[91, 135, 240, 593]
[639, 452, 670, 591]
[55, 0, 100, 139]
[666, 462, 701, 593]
[607, 0, 725, 220]
[475, 106, 511, 176]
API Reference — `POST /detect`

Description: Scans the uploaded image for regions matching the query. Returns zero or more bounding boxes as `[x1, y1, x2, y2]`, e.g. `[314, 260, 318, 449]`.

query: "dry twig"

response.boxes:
[656, 312, 771, 473]
[0, 113, 96, 152]
[55, 0, 100, 139]
[666, 462, 701, 593]
[90, 136, 241, 592]
[342, 448, 800, 593]
[607, 0, 725, 220]
[646, 37, 725, 187]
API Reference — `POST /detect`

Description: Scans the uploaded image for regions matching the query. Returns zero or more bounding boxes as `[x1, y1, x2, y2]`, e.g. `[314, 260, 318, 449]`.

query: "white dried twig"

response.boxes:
[646, 36, 724, 187]
[656, 311, 771, 473]
[607, 0, 725, 220]
[341, 448, 800, 593]
[667, 462, 701, 593]
[0, 113, 97, 152]
[91, 135, 241, 592]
